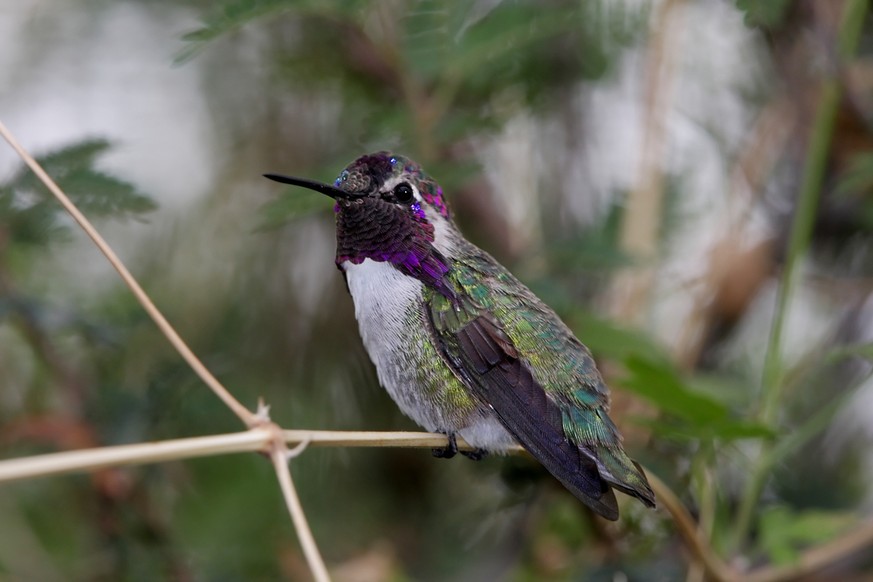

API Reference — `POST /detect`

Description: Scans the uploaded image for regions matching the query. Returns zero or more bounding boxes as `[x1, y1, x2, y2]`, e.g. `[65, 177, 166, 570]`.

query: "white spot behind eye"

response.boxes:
[382, 175, 423, 202]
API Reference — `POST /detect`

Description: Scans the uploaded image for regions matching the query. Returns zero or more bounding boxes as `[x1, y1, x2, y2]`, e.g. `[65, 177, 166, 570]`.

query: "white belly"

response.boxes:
[342, 259, 442, 430]
[341, 258, 515, 450]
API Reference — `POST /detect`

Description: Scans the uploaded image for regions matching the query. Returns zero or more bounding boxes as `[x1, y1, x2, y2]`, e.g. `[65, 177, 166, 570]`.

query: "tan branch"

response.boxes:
[3, 427, 873, 581]
[0, 430, 483, 483]
[0, 119, 325, 579]
[0, 429, 272, 482]
[610, 0, 685, 323]
[645, 471, 738, 582]
[269, 438, 330, 582]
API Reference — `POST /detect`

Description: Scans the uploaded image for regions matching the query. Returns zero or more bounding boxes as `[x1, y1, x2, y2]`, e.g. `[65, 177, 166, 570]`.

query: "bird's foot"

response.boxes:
[461, 448, 488, 461]
[431, 433, 458, 459]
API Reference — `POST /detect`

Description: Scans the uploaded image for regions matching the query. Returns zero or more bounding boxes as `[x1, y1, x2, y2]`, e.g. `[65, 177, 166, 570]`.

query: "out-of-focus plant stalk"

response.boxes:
[730, 0, 869, 555]
[610, 0, 684, 324]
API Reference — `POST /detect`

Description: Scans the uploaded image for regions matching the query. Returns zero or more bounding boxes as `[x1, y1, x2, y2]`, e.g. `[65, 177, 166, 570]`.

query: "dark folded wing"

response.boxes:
[434, 309, 620, 520]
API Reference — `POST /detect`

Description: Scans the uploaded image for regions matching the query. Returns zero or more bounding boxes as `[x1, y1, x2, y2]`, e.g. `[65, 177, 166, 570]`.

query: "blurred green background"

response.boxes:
[2, 0, 873, 580]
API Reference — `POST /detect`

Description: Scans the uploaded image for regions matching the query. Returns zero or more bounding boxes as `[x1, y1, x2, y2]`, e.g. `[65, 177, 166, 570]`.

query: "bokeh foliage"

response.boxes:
[3, 0, 873, 580]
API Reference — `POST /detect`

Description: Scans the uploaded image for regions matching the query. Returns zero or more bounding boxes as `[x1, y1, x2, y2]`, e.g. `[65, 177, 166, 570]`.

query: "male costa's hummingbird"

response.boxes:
[264, 152, 655, 520]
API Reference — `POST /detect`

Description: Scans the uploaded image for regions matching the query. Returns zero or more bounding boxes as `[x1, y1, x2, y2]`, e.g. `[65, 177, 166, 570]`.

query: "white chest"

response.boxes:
[341, 259, 435, 421]
[339, 258, 515, 450]
[342, 259, 423, 353]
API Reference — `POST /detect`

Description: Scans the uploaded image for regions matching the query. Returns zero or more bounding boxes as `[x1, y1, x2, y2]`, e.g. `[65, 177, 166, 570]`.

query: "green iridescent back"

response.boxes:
[426, 238, 653, 504]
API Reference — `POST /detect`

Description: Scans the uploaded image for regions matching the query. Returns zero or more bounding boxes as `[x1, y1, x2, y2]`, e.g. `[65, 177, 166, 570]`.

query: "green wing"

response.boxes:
[426, 249, 654, 519]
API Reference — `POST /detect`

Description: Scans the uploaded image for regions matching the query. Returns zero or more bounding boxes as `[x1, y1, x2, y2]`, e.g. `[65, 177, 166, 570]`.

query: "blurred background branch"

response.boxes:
[731, 0, 870, 555]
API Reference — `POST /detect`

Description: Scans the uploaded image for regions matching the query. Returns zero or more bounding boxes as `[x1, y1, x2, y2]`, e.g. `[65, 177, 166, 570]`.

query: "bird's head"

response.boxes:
[265, 152, 456, 287]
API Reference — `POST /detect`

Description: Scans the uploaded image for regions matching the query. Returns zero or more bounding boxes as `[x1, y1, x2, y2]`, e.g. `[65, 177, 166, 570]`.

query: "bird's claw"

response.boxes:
[431, 433, 458, 459]
[461, 448, 488, 461]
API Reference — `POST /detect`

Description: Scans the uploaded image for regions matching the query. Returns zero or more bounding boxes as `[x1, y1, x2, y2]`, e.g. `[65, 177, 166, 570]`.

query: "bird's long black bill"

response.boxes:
[262, 173, 351, 199]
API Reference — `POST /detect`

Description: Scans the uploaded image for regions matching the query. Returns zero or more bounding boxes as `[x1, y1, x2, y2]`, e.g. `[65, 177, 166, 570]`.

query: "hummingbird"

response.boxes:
[264, 152, 655, 520]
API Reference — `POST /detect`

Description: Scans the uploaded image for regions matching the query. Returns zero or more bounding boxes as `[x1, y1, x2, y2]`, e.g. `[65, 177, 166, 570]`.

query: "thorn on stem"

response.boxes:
[253, 398, 272, 425]
[285, 437, 312, 461]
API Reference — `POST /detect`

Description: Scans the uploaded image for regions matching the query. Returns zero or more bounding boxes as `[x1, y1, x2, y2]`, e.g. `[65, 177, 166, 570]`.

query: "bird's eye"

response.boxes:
[393, 183, 414, 203]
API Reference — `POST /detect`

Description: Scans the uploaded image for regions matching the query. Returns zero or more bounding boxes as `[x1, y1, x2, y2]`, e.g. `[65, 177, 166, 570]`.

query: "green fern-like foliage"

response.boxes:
[0, 139, 156, 250]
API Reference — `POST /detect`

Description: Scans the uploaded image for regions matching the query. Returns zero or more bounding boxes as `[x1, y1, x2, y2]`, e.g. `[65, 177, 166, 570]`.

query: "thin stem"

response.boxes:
[730, 0, 868, 553]
[0, 429, 272, 482]
[757, 81, 839, 426]
[0, 429, 740, 581]
[761, 389, 855, 473]
[687, 443, 717, 582]
[0, 428, 733, 579]
[0, 119, 257, 428]
[270, 445, 330, 582]
[5, 426, 873, 581]
[645, 471, 736, 582]
[0, 430, 497, 483]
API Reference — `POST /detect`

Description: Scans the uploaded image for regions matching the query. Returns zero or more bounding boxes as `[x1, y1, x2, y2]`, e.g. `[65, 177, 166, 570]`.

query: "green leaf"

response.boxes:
[759, 506, 855, 565]
[753, 340, 873, 469]
[402, 0, 472, 80]
[618, 355, 775, 442]
[638, 416, 774, 442]
[735, 0, 791, 29]
[567, 312, 667, 364]
[834, 152, 873, 198]
[54, 169, 156, 219]
[0, 139, 155, 250]
[176, 0, 324, 64]
[4, 138, 112, 192]
[449, 5, 585, 103]
[619, 356, 728, 423]
[544, 203, 634, 272]
[4, 199, 69, 247]
[819, 341, 873, 374]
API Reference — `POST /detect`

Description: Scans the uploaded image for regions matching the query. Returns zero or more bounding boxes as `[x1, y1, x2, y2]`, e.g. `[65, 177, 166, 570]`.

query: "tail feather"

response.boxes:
[586, 446, 656, 508]
[563, 407, 656, 508]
